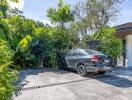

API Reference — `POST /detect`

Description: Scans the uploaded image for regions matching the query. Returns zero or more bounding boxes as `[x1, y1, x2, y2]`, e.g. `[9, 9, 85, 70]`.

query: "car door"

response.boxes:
[71, 50, 92, 68]
[69, 50, 79, 68]
[65, 50, 73, 67]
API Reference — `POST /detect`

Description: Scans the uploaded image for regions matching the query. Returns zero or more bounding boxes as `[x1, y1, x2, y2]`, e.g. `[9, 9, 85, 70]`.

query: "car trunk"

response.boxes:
[93, 55, 112, 66]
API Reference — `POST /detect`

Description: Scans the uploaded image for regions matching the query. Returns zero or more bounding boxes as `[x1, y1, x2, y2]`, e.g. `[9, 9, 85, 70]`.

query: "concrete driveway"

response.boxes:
[12, 68, 132, 100]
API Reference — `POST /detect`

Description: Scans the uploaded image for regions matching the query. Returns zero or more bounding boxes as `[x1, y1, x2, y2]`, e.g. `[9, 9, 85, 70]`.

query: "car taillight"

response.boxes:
[91, 55, 99, 62]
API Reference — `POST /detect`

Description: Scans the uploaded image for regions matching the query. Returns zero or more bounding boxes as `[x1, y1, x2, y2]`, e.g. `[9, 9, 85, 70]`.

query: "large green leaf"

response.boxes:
[16, 35, 32, 52]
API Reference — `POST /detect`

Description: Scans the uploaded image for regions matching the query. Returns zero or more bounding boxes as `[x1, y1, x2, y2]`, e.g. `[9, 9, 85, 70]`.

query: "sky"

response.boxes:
[9, 0, 132, 26]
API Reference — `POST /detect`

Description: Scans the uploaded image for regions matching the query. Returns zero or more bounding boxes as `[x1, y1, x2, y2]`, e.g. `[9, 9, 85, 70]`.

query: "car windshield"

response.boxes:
[84, 49, 104, 55]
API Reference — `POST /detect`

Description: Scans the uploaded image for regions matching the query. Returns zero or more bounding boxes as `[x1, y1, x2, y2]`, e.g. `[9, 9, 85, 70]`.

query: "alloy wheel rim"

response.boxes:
[78, 66, 84, 75]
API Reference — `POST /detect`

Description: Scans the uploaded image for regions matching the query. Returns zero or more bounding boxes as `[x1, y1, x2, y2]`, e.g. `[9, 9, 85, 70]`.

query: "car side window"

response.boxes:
[78, 52, 84, 56]
[71, 50, 78, 56]
[77, 51, 86, 56]
[66, 51, 72, 57]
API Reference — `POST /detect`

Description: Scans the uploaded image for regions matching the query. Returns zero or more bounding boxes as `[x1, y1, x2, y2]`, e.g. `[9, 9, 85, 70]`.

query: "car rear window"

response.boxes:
[85, 50, 104, 55]
[66, 51, 72, 56]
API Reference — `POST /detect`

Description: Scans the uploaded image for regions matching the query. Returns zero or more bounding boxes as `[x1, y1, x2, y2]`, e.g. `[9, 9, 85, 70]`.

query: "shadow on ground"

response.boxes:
[16, 68, 71, 87]
[95, 73, 132, 88]
[112, 67, 132, 77]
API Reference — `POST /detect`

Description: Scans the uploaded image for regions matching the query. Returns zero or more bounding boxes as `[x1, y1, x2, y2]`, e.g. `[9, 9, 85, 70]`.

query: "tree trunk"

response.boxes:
[40, 61, 43, 68]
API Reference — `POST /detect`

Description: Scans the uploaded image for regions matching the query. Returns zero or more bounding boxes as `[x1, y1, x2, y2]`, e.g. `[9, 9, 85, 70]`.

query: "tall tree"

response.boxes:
[93, 27, 122, 63]
[47, 0, 74, 29]
[0, 0, 19, 17]
[74, 0, 122, 37]
[8, 7, 23, 16]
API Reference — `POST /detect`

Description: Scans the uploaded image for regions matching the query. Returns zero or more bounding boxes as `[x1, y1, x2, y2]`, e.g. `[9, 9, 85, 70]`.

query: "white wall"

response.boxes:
[126, 35, 132, 67]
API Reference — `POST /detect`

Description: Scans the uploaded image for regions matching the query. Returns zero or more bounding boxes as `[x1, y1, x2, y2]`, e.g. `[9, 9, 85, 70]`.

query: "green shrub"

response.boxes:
[0, 28, 18, 100]
[93, 27, 122, 60]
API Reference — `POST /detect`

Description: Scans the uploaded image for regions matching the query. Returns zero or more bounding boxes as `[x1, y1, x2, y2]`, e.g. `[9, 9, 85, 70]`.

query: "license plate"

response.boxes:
[103, 67, 111, 70]
[104, 59, 109, 63]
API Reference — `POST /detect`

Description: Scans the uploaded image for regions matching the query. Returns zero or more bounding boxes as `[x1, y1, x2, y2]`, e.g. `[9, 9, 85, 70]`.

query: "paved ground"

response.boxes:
[12, 67, 132, 100]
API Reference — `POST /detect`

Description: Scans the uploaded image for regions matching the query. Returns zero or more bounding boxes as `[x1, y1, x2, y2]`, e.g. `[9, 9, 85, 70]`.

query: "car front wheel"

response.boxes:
[77, 64, 87, 76]
[98, 71, 106, 74]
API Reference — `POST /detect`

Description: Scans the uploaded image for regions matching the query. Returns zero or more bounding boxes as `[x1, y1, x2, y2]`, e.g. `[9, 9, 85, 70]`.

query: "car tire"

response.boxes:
[98, 71, 106, 74]
[77, 64, 87, 76]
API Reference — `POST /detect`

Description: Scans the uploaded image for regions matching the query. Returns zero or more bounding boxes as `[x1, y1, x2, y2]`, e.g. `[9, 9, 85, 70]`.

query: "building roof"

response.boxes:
[116, 22, 132, 38]
[116, 22, 132, 29]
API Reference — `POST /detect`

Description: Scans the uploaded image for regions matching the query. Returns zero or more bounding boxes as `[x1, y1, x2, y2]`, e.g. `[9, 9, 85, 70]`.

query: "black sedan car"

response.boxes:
[65, 49, 112, 76]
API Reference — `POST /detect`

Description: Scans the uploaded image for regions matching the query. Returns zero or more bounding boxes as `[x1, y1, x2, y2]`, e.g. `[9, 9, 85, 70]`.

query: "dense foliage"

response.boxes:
[0, 1, 20, 99]
[0, 28, 17, 100]
[71, 0, 123, 45]
[47, 0, 74, 29]
[93, 27, 122, 60]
